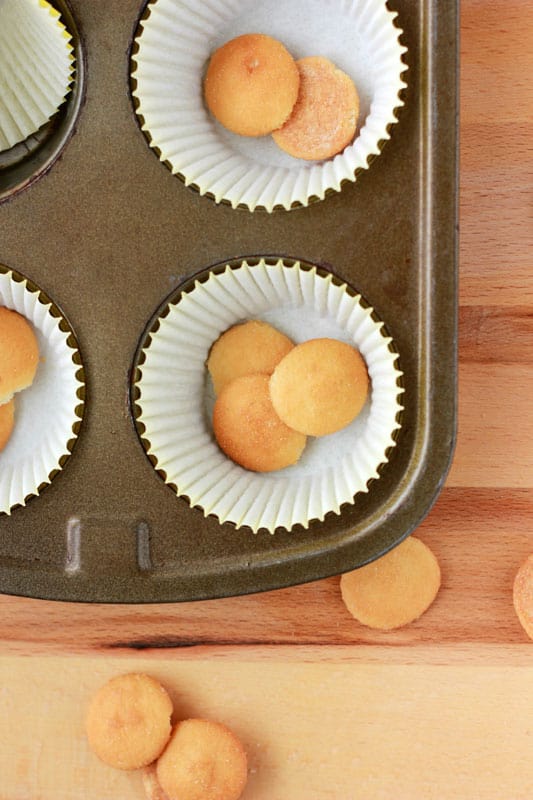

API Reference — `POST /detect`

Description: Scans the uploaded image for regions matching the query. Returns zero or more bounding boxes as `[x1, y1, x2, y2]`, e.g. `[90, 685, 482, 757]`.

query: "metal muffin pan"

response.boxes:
[0, 0, 457, 602]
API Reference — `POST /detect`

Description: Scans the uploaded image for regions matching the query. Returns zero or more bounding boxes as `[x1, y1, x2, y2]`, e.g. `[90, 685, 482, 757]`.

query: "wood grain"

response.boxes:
[459, 307, 533, 363]
[446, 365, 533, 487]
[460, 0, 533, 306]
[0, 2, 532, 799]
[0, 650, 532, 800]
[0, 487, 531, 652]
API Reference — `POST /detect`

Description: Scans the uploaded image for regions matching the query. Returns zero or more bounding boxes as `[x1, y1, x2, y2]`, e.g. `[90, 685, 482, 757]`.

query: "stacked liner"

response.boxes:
[131, 0, 407, 211]
[0, 267, 84, 514]
[0, 0, 75, 152]
[134, 260, 403, 534]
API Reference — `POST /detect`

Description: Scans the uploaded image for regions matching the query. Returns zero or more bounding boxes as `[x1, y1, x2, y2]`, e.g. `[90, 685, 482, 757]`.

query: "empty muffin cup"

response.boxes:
[133, 259, 403, 533]
[131, 0, 407, 211]
[0, 0, 75, 153]
[0, 265, 85, 515]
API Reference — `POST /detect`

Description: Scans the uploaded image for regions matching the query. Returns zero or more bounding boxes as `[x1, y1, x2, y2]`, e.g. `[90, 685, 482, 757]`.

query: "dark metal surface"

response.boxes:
[0, 0, 458, 602]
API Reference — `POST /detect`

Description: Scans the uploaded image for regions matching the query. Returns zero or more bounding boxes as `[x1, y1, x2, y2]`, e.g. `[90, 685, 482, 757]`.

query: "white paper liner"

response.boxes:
[131, 0, 407, 212]
[0, 0, 75, 152]
[0, 268, 84, 515]
[135, 260, 403, 533]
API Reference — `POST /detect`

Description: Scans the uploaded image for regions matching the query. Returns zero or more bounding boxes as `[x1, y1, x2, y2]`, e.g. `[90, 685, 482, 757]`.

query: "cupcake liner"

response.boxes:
[131, 0, 407, 211]
[0, 0, 75, 152]
[134, 259, 403, 533]
[0, 266, 85, 515]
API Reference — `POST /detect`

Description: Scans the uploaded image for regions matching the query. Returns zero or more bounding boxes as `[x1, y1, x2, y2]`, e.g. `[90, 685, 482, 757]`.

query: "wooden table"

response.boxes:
[1, 2, 532, 798]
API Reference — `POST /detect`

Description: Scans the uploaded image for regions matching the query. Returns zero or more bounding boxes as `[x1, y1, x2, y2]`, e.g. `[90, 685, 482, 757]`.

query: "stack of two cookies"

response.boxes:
[204, 33, 360, 162]
[208, 320, 369, 473]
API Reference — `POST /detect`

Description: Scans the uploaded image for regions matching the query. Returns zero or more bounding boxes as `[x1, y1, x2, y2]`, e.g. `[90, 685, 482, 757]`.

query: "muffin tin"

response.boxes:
[0, 0, 458, 602]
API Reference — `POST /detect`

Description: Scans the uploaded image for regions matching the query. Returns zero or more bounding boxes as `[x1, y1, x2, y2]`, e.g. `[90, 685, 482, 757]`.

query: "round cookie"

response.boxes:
[272, 56, 359, 160]
[85, 673, 173, 771]
[204, 33, 300, 136]
[513, 554, 533, 641]
[207, 320, 294, 395]
[0, 399, 15, 452]
[269, 338, 369, 437]
[340, 537, 441, 630]
[156, 719, 248, 800]
[0, 307, 39, 403]
[213, 373, 306, 472]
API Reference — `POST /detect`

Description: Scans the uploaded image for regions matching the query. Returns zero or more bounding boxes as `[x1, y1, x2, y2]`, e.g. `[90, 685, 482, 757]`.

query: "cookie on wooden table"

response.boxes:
[85, 673, 173, 770]
[156, 718, 248, 800]
[513, 554, 533, 641]
[340, 537, 441, 630]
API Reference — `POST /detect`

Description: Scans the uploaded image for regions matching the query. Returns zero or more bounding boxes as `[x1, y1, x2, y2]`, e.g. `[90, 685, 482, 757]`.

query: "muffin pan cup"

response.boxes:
[0, 0, 85, 204]
[0, 265, 85, 515]
[131, 0, 408, 211]
[133, 259, 403, 533]
[0, 0, 457, 603]
[0, 0, 75, 153]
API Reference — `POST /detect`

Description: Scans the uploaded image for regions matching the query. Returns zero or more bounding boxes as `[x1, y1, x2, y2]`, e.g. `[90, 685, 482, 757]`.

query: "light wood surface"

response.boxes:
[1, 2, 532, 799]
[0, 649, 532, 800]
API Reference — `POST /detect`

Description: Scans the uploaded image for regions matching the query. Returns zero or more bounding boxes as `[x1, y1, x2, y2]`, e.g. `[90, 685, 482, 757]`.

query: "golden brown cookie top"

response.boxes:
[207, 320, 294, 395]
[272, 56, 359, 160]
[213, 373, 306, 472]
[0, 307, 39, 403]
[340, 537, 441, 630]
[85, 673, 173, 771]
[513, 554, 533, 641]
[204, 33, 300, 137]
[156, 718, 248, 800]
[269, 337, 369, 437]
